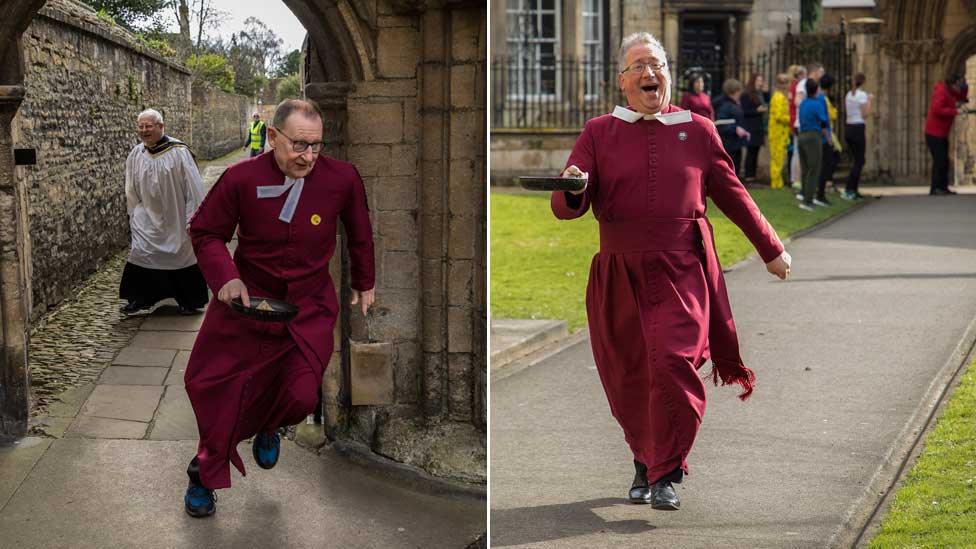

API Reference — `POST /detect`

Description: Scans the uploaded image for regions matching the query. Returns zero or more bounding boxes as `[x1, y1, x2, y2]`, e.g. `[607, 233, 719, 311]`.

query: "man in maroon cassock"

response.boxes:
[182, 99, 375, 517]
[552, 32, 791, 510]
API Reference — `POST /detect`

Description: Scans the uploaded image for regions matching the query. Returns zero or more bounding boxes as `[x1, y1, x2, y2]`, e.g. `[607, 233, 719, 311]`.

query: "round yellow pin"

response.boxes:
[311, 214, 321, 226]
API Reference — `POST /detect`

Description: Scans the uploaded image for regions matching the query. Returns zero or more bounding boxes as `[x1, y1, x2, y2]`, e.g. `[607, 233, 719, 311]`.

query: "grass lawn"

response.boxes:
[868, 355, 976, 548]
[490, 187, 856, 330]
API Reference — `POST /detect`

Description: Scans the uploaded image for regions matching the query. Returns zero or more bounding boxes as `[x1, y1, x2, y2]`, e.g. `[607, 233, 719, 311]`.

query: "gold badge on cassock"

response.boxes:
[311, 214, 321, 226]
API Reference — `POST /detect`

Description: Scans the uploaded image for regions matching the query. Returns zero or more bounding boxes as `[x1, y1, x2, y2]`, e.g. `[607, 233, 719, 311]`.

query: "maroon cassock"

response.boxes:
[552, 104, 784, 484]
[186, 152, 374, 489]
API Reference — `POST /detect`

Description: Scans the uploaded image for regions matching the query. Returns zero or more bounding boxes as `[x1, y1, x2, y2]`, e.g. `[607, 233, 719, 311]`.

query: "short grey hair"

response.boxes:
[272, 99, 323, 129]
[618, 32, 667, 70]
[137, 109, 163, 124]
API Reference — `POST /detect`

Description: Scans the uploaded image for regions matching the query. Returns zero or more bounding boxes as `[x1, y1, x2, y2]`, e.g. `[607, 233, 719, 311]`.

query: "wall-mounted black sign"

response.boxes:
[14, 149, 36, 166]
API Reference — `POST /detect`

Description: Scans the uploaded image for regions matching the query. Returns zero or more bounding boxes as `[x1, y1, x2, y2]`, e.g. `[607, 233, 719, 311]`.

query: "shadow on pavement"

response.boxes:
[491, 498, 657, 547]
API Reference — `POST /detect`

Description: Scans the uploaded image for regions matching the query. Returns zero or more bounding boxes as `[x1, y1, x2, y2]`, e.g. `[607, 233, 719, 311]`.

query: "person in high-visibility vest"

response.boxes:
[244, 111, 267, 156]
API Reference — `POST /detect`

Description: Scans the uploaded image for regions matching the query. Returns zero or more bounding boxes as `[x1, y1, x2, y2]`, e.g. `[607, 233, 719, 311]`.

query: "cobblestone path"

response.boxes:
[27, 148, 246, 427]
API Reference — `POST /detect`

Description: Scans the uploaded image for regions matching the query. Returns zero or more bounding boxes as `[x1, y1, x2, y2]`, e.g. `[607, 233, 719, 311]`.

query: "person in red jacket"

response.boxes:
[924, 74, 969, 195]
[679, 73, 714, 120]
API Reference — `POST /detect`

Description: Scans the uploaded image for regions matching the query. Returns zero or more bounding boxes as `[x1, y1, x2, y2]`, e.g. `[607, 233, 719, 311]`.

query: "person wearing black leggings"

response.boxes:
[843, 73, 870, 200]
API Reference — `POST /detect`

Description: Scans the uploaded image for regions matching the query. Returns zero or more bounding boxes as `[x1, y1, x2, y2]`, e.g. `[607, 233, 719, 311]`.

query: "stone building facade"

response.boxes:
[1, 0, 487, 484]
[490, 0, 800, 182]
[296, 0, 487, 483]
[847, 0, 976, 184]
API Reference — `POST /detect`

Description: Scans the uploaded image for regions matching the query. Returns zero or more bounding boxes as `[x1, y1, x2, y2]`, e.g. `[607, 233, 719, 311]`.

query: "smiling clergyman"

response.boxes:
[551, 32, 791, 511]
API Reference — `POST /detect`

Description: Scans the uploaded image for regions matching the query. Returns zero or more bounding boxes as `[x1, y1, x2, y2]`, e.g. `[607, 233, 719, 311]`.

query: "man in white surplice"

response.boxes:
[119, 109, 209, 316]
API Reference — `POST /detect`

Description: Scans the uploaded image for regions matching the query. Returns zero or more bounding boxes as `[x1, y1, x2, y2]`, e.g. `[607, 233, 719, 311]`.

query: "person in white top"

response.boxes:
[119, 109, 208, 316]
[843, 73, 871, 200]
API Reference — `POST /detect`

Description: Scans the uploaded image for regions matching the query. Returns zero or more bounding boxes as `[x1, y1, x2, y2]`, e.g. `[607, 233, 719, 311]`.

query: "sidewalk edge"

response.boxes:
[828, 311, 976, 548]
[326, 439, 487, 501]
[491, 328, 590, 384]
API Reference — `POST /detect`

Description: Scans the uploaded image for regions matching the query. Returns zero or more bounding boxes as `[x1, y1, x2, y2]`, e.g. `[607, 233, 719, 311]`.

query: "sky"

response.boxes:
[195, 0, 307, 53]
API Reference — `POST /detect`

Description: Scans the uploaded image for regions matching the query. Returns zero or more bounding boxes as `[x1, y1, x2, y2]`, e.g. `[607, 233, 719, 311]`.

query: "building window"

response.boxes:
[582, 0, 603, 97]
[506, 0, 560, 97]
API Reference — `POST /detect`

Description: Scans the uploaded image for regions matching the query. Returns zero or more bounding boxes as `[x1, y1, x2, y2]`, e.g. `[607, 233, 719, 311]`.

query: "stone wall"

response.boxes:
[12, 0, 192, 320]
[190, 84, 249, 160]
[305, 0, 487, 485]
[490, 132, 578, 185]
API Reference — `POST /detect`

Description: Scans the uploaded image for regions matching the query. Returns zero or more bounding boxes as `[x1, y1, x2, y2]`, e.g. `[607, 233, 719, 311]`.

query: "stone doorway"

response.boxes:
[0, 0, 487, 488]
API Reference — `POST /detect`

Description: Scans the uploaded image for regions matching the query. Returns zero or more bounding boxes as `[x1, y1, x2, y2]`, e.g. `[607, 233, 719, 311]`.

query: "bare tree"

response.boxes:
[194, 0, 228, 50]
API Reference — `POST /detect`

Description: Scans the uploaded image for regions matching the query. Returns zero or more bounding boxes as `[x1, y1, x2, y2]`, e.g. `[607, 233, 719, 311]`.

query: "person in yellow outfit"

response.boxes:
[767, 74, 791, 189]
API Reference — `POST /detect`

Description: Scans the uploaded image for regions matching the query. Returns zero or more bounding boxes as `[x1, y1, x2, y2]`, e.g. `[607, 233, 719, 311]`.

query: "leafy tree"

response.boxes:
[185, 53, 235, 92]
[276, 74, 302, 102]
[800, 0, 822, 33]
[87, 0, 169, 32]
[274, 49, 302, 78]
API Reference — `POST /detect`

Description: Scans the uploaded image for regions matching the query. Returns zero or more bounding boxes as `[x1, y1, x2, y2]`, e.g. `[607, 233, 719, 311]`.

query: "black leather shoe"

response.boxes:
[930, 188, 957, 195]
[651, 480, 680, 510]
[120, 301, 152, 316]
[628, 460, 652, 504]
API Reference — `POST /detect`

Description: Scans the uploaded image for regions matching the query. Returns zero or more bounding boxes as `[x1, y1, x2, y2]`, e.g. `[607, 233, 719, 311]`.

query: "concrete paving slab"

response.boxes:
[165, 350, 191, 386]
[0, 439, 485, 548]
[79, 385, 164, 423]
[130, 331, 198, 351]
[148, 386, 198, 441]
[65, 416, 148, 439]
[490, 196, 976, 547]
[113, 346, 177, 368]
[99, 366, 168, 386]
[44, 384, 95, 418]
[0, 437, 51, 512]
[140, 314, 205, 332]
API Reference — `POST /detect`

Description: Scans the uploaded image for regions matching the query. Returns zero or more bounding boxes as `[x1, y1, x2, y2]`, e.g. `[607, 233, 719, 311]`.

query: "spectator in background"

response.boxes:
[768, 73, 792, 189]
[785, 65, 807, 189]
[714, 78, 750, 177]
[120, 109, 208, 317]
[680, 73, 714, 120]
[924, 73, 969, 195]
[797, 78, 830, 211]
[244, 111, 267, 157]
[843, 73, 871, 200]
[741, 72, 769, 184]
[816, 74, 841, 204]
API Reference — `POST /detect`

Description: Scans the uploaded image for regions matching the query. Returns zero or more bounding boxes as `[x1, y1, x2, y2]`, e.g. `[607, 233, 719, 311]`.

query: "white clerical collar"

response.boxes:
[257, 176, 305, 223]
[611, 106, 693, 125]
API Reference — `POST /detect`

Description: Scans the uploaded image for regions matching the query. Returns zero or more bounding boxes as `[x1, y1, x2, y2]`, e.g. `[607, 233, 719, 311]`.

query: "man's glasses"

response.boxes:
[620, 61, 667, 75]
[274, 127, 325, 154]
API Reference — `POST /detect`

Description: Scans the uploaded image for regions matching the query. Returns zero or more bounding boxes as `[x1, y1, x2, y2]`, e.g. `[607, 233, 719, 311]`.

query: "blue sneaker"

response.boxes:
[252, 431, 280, 470]
[184, 481, 216, 517]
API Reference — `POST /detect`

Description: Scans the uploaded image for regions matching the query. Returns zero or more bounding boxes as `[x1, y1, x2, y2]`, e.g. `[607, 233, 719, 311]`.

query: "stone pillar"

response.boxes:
[0, 85, 29, 437]
[848, 18, 883, 181]
[662, 8, 679, 95]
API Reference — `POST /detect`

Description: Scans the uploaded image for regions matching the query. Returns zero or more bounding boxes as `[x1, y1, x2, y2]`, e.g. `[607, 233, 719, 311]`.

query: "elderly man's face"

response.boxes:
[137, 116, 164, 147]
[618, 43, 670, 114]
[268, 113, 323, 179]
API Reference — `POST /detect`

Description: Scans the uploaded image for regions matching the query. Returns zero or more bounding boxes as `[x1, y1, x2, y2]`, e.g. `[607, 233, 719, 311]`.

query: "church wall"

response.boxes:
[190, 84, 250, 160]
[12, 0, 193, 321]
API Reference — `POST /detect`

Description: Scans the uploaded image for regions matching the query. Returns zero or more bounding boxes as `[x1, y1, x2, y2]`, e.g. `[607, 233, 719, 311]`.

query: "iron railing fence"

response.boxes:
[491, 58, 618, 130]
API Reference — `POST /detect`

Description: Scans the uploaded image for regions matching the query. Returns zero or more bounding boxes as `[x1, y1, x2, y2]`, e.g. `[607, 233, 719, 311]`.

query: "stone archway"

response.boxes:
[0, 0, 487, 486]
[0, 0, 373, 437]
[0, 0, 362, 432]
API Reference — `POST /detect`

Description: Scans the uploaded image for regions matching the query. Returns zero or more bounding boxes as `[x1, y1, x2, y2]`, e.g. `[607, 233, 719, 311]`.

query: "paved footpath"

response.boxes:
[491, 195, 976, 548]
[1, 149, 484, 548]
